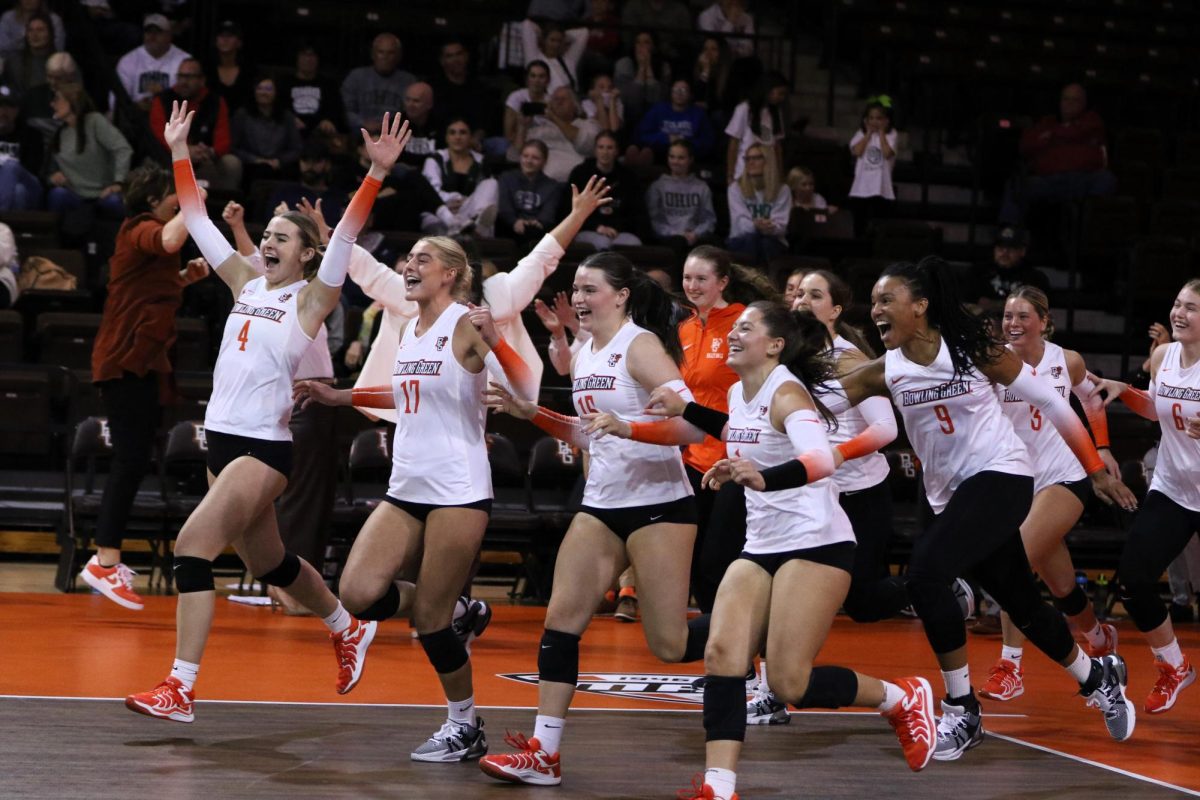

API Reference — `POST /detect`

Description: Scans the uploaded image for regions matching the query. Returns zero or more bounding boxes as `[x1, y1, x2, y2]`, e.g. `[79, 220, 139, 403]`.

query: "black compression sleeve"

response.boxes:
[758, 459, 809, 491]
[681, 401, 729, 439]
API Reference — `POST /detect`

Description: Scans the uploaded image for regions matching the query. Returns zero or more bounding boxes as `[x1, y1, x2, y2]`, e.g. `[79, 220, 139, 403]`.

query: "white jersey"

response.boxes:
[206, 277, 313, 441]
[573, 319, 692, 508]
[387, 303, 491, 505]
[728, 364, 854, 554]
[827, 336, 892, 492]
[295, 324, 334, 381]
[996, 341, 1086, 493]
[885, 339, 1032, 514]
[1150, 342, 1200, 512]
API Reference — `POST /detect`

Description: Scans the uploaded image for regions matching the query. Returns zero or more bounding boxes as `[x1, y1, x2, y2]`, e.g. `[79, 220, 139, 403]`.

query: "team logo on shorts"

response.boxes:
[435, 336, 448, 351]
[1050, 366, 1063, 378]
[278, 292, 293, 302]
[608, 353, 622, 367]
[499, 672, 704, 706]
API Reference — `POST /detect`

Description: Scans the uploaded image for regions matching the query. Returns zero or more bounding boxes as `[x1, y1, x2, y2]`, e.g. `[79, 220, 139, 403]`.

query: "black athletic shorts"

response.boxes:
[205, 429, 293, 478]
[1056, 477, 1092, 508]
[383, 495, 492, 522]
[739, 541, 856, 577]
[579, 496, 698, 542]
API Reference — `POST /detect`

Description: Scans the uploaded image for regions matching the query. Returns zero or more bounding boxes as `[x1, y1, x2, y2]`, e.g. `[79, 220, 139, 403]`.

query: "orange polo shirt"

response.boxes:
[679, 303, 744, 473]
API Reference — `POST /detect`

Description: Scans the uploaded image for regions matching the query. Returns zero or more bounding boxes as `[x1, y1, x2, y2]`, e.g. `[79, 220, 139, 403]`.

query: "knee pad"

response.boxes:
[173, 556, 214, 593]
[1118, 581, 1170, 633]
[538, 628, 581, 685]
[256, 552, 301, 588]
[1051, 585, 1089, 617]
[703, 675, 747, 742]
[681, 614, 710, 663]
[795, 666, 858, 710]
[356, 582, 401, 621]
[418, 626, 469, 675]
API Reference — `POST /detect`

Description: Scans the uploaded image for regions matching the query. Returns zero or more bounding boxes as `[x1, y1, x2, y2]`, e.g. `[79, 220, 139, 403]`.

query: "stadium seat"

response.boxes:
[173, 318, 211, 372]
[35, 312, 102, 370]
[0, 309, 22, 362]
[1148, 199, 1200, 240]
[870, 219, 944, 260]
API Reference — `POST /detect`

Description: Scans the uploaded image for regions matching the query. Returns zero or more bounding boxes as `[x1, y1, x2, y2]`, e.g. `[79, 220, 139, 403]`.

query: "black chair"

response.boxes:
[870, 220, 944, 261]
[35, 312, 102, 370]
[482, 432, 543, 597]
[1114, 128, 1168, 171]
[527, 435, 582, 532]
[611, 244, 680, 273]
[1162, 167, 1200, 200]
[0, 309, 22, 362]
[326, 425, 393, 583]
[1148, 199, 1200, 241]
[161, 420, 210, 543]
[173, 318, 211, 372]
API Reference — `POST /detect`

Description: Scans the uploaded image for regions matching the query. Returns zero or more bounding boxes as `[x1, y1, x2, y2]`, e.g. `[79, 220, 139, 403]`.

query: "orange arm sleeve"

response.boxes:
[1119, 386, 1158, 421]
[351, 385, 395, 409]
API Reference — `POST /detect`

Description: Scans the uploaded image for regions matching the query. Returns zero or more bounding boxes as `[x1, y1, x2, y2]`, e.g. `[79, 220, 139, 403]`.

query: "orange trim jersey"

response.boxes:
[678, 303, 745, 473]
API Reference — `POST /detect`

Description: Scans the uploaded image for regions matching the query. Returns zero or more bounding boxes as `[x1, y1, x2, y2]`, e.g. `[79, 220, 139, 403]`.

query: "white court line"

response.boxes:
[987, 731, 1200, 797]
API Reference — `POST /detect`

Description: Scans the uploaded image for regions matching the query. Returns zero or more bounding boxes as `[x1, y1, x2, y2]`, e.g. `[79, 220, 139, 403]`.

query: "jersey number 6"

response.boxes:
[934, 404, 955, 434]
[1172, 402, 1186, 431]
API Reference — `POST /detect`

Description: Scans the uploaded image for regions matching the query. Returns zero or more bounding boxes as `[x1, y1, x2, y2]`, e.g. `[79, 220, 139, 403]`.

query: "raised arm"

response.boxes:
[465, 303, 539, 401]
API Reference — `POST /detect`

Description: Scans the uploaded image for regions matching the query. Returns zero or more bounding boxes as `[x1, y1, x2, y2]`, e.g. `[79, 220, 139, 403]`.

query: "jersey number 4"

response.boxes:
[399, 379, 421, 414]
[934, 404, 955, 434]
[237, 320, 251, 351]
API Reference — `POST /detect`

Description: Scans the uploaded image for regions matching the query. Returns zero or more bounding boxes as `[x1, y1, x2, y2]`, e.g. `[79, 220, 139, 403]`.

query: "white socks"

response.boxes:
[1066, 648, 1093, 684]
[448, 695, 476, 726]
[941, 665, 971, 700]
[323, 603, 352, 636]
[1081, 622, 1107, 650]
[705, 767, 736, 800]
[1153, 639, 1185, 668]
[1001, 645, 1023, 666]
[170, 658, 199, 691]
[534, 714, 565, 755]
[877, 680, 903, 713]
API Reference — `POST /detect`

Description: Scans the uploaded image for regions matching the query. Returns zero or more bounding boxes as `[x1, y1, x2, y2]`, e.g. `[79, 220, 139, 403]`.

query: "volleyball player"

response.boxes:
[1091, 279, 1200, 714]
[646, 302, 938, 800]
[478, 252, 709, 786]
[124, 102, 408, 723]
[292, 229, 540, 761]
[979, 286, 1120, 701]
[831, 257, 1138, 758]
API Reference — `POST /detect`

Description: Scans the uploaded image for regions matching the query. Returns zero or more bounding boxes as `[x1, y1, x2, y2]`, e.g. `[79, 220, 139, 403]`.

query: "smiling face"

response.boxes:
[682, 256, 727, 311]
[667, 143, 693, 177]
[870, 275, 926, 350]
[519, 143, 545, 177]
[1169, 285, 1200, 345]
[526, 64, 549, 95]
[260, 217, 314, 285]
[1002, 296, 1047, 349]
[744, 145, 766, 178]
[401, 240, 458, 302]
[794, 273, 841, 332]
[726, 306, 782, 371]
[572, 266, 628, 333]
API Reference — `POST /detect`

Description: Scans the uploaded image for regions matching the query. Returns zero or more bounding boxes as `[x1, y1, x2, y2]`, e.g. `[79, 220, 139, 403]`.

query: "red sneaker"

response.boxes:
[883, 676, 936, 772]
[332, 618, 377, 695]
[80, 556, 144, 610]
[1145, 658, 1196, 714]
[979, 658, 1025, 701]
[479, 732, 562, 786]
[1084, 623, 1118, 659]
[125, 677, 194, 723]
[676, 775, 739, 800]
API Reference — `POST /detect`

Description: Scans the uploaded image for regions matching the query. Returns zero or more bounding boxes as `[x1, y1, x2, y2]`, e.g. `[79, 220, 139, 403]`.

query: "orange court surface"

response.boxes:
[1, 593, 1198, 798]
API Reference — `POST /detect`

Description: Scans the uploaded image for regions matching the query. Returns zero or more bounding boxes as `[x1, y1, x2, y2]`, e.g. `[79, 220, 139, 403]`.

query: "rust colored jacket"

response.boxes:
[678, 302, 744, 473]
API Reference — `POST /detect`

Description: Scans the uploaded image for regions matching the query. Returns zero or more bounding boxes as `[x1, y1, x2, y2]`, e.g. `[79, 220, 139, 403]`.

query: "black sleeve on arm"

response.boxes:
[758, 459, 809, 491]
[682, 401, 729, 440]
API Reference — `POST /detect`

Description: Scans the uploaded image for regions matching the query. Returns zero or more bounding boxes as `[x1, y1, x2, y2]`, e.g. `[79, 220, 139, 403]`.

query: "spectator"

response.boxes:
[266, 139, 346, 226]
[45, 83, 130, 217]
[972, 225, 1050, 313]
[340, 32, 414, 134]
[619, 0, 693, 60]
[148, 58, 240, 191]
[567, 129, 642, 249]
[693, 35, 733, 125]
[0, 0, 62, 53]
[79, 0, 139, 57]
[725, 71, 788, 182]
[726, 143, 789, 265]
[85, 163, 209, 609]
[281, 41, 343, 139]
[343, 134, 445, 234]
[0, 82, 42, 210]
[520, 18, 588, 93]
[645, 139, 717, 258]
[115, 14, 191, 110]
[423, 116, 499, 237]
[205, 20, 253, 114]
[614, 30, 671, 127]
[497, 139, 565, 247]
[429, 38, 499, 154]
[698, 0, 755, 59]
[1000, 82, 1116, 224]
[232, 75, 302, 184]
[581, 72, 623, 133]
[0, 12, 52, 96]
[847, 97, 897, 237]
[583, 0, 621, 63]
[504, 59, 551, 149]
[636, 79, 716, 161]
[398, 81, 440, 169]
[782, 267, 808, 306]
[21, 48, 73, 136]
[512, 85, 598, 182]
[786, 166, 833, 211]
[0, 219, 16, 307]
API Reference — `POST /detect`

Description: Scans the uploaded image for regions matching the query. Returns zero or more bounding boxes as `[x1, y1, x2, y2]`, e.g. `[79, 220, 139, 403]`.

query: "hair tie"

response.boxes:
[866, 94, 893, 109]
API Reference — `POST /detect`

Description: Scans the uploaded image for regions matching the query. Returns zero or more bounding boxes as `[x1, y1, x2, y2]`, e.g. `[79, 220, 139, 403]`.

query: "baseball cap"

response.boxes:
[995, 224, 1029, 248]
[143, 13, 170, 31]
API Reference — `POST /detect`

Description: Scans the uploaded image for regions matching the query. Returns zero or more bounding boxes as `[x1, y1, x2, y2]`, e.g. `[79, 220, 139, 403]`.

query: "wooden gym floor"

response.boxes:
[0, 591, 1198, 798]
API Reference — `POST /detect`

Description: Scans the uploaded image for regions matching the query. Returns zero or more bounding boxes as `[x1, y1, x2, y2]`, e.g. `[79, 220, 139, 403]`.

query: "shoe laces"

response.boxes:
[936, 707, 971, 742]
[502, 730, 538, 753]
[987, 660, 1018, 684]
[676, 774, 713, 800]
[114, 563, 137, 589]
[430, 719, 472, 747]
[1151, 661, 1186, 698]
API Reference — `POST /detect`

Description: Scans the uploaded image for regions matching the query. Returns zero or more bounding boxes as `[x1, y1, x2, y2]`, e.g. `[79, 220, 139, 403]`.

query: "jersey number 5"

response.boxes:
[934, 404, 955, 434]
[400, 379, 421, 414]
[237, 320, 250, 351]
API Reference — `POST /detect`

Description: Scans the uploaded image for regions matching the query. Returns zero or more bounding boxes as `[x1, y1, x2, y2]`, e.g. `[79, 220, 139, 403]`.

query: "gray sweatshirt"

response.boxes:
[645, 174, 717, 238]
[340, 66, 415, 131]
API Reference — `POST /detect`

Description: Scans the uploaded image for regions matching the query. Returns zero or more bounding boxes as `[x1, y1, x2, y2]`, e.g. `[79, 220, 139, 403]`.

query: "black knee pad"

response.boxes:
[703, 675, 747, 742]
[795, 666, 858, 710]
[538, 628, 581, 685]
[681, 614, 710, 663]
[256, 552, 301, 588]
[1051, 585, 1089, 617]
[418, 626, 469, 674]
[907, 578, 966, 653]
[1119, 581, 1170, 632]
[173, 556, 214, 593]
[356, 582, 401, 621]
[1012, 602, 1075, 663]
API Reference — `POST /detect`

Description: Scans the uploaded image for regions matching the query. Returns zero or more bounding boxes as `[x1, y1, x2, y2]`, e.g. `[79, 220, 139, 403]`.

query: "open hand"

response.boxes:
[485, 380, 537, 420]
[582, 411, 630, 439]
[1090, 469, 1138, 512]
[297, 197, 331, 245]
[363, 111, 412, 174]
[164, 100, 196, 156]
[570, 174, 613, 218]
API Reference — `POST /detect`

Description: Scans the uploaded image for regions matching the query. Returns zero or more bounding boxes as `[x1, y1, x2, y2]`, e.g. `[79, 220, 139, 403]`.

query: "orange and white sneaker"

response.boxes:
[676, 775, 738, 800]
[80, 555, 144, 610]
[1145, 658, 1196, 714]
[479, 732, 562, 786]
[1084, 623, 1119, 659]
[979, 658, 1024, 701]
[125, 677, 194, 722]
[332, 618, 377, 695]
[883, 676, 936, 772]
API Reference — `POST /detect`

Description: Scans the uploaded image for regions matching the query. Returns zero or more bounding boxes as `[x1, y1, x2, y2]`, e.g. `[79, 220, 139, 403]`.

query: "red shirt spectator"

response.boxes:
[148, 61, 231, 158]
[1019, 83, 1107, 176]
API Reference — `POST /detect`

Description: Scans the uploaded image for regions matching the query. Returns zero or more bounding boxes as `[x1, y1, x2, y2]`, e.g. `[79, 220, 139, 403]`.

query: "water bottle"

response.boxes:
[1093, 573, 1110, 619]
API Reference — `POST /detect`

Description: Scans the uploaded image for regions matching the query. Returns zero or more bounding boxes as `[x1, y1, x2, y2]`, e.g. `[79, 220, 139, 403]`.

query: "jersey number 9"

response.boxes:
[934, 404, 954, 435]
